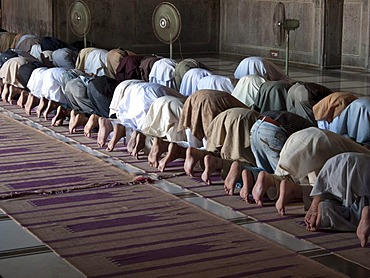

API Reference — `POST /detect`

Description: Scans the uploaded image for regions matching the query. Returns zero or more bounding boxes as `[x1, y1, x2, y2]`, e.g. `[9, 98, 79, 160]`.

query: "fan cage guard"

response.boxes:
[152, 2, 182, 45]
[273, 2, 286, 47]
[69, 0, 91, 38]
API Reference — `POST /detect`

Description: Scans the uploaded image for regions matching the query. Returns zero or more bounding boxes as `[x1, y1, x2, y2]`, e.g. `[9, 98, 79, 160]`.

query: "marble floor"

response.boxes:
[194, 54, 370, 98]
[0, 209, 84, 278]
[1, 55, 370, 277]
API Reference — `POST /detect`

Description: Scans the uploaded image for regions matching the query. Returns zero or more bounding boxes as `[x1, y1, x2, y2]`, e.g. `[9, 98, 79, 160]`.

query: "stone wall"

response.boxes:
[342, 0, 369, 69]
[53, 0, 220, 56]
[219, 0, 370, 70]
[2, 0, 53, 37]
[1, 0, 219, 56]
[1, 0, 370, 70]
[219, 0, 324, 67]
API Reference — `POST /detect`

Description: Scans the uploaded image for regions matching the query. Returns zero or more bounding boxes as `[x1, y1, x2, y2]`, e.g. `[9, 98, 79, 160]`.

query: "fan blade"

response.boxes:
[69, 0, 91, 37]
[273, 2, 286, 47]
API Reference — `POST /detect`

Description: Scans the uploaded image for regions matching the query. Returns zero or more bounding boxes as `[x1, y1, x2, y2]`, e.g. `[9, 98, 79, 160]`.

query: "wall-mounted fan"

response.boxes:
[69, 0, 91, 48]
[152, 2, 182, 59]
[273, 2, 300, 75]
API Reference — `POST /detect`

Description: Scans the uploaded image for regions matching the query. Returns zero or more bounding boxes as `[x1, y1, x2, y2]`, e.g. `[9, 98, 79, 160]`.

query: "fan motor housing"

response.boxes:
[284, 19, 300, 31]
[159, 17, 170, 29]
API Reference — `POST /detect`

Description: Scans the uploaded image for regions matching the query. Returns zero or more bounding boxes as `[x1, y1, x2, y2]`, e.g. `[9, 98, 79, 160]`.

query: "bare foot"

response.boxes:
[1, 83, 9, 102]
[240, 169, 254, 203]
[17, 90, 28, 108]
[252, 171, 276, 206]
[24, 94, 40, 115]
[158, 143, 186, 172]
[7, 86, 21, 104]
[36, 97, 47, 118]
[357, 206, 370, 247]
[97, 117, 113, 147]
[304, 196, 322, 231]
[106, 123, 125, 151]
[224, 161, 241, 195]
[201, 155, 222, 185]
[275, 179, 302, 216]
[42, 100, 58, 120]
[184, 147, 206, 177]
[68, 110, 77, 132]
[84, 114, 100, 137]
[148, 137, 169, 168]
[68, 110, 88, 133]
[51, 106, 70, 126]
[131, 132, 146, 159]
[127, 130, 138, 153]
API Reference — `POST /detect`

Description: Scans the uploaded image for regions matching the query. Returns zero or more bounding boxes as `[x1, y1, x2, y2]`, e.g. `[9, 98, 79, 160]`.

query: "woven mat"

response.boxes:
[0, 108, 348, 277]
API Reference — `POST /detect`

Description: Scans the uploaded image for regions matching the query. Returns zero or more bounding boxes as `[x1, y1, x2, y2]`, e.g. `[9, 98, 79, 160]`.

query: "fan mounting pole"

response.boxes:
[169, 33, 173, 59]
[83, 19, 87, 48]
[152, 2, 181, 59]
[273, 3, 300, 76]
[283, 19, 300, 75]
[285, 31, 290, 75]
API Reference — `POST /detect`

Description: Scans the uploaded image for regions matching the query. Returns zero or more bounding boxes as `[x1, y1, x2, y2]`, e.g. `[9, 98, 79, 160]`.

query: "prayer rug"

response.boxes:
[0, 109, 347, 277]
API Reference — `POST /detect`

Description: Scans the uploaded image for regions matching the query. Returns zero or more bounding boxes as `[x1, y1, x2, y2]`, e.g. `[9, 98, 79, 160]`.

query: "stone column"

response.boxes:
[322, 0, 344, 69]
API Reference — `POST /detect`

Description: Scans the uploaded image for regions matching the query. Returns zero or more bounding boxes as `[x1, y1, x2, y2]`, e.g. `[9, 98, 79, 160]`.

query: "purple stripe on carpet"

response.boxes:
[0, 161, 57, 171]
[123, 160, 146, 165]
[66, 215, 159, 233]
[262, 216, 299, 223]
[30, 192, 114, 206]
[25, 203, 175, 227]
[64, 232, 227, 257]
[110, 243, 212, 265]
[0, 147, 30, 154]
[207, 193, 233, 198]
[10, 196, 152, 216]
[164, 160, 185, 168]
[9, 176, 86, 189]
[0, 142, 40, 147]
[0, 169, 104, 179]
[94, 249, 265, 278]
[1, 156, 69, 164]
[47, 220, 197, 243]
[190, 176, 207, 183]
[0, 150, 65, 158]
[220, 265, 296, 278]
[328, 244, 361, 252]
[296, 232, 328, 239]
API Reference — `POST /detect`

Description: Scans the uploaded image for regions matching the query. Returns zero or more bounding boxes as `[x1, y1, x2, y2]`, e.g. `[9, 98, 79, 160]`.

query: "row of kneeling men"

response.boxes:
[0, 32, 369, 247]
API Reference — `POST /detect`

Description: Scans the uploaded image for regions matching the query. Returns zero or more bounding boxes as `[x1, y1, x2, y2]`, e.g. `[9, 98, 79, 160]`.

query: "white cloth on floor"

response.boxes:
[234, 56, 288, 81]
[149, 58, 177, 90]
[0, 56, 29, 88]
[84, 49, 108, 77]
[231, 75, 266, 107]
[179, 68, 213, 96]
[275, 127, 370, 183]
[30, 44, 42, 61]
[117, 82, 184, 131]
[196, 74, 235, 94]
[27, 67, 48, 98]
[109, 79, 145, 117]
[318, 98, 370, 145]
[141, 95, 187, 142]
[39, 67, 68, 104]
[311, 152, 370, 231]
